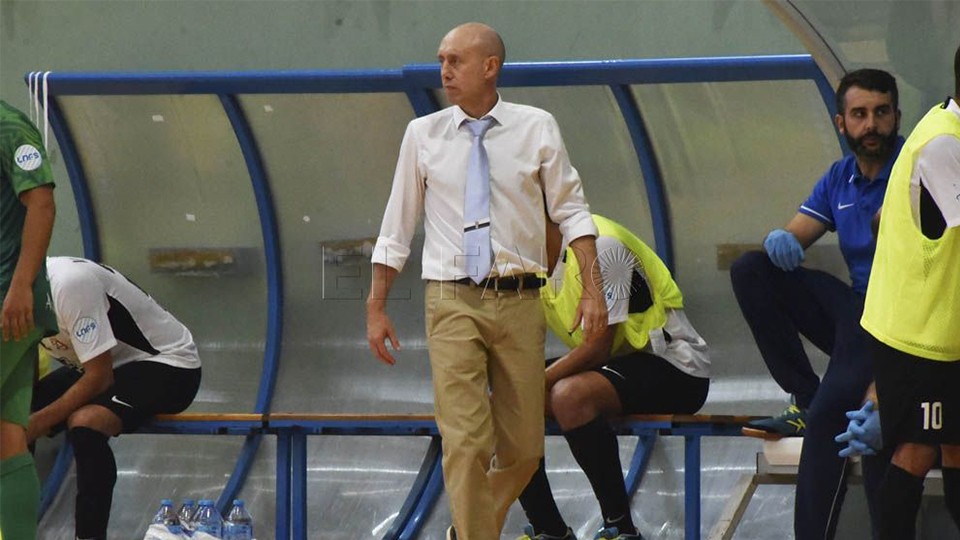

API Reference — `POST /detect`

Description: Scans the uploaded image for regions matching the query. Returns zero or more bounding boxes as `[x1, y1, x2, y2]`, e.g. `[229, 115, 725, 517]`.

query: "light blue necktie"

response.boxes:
[463, 117, 495, 283]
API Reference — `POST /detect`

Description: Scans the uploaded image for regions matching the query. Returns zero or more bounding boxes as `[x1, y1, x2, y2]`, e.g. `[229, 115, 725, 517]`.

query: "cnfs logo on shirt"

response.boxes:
[14, 144, 43, 171]
[73, 317, 99, 344]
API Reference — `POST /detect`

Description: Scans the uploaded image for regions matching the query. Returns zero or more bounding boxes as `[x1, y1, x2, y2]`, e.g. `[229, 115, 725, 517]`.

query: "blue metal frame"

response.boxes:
[385, 437, 443, 539]
[38, 442, 74, 518]
[29, 54, 838, 538]
[398, 448, 445, 540]
[624, 432, 658, 498]
[46, 97, 100, 260]
[276, 430, 292, 540]
[34, 86, 102, 523]
[610, 84, 674, 270]
[216, 94, 284, 513]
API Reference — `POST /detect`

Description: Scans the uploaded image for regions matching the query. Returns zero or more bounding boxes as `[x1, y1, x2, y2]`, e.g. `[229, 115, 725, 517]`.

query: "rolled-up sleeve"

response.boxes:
[539, 113, 597, 241]
[372, 122, 424, 272]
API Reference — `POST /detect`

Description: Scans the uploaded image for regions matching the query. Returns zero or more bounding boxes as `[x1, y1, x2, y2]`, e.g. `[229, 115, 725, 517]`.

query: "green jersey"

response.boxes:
[1, 100, 57, 335]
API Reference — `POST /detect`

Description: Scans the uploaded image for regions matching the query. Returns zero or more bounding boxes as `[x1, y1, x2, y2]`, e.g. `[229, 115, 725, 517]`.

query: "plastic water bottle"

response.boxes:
[177, 499, 196, 536]
[192, 499, 223, 540]
[222, 499, 253, 540]
[148, 498, 183, 537]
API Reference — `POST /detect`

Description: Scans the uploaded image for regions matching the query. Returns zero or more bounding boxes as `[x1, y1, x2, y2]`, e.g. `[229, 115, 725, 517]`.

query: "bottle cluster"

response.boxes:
[144, 498, 254, 540]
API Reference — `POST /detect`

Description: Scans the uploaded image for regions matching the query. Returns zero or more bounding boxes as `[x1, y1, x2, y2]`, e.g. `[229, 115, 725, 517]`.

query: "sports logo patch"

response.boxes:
[14, 144, 43, 171]
[73, 317, 98, 344]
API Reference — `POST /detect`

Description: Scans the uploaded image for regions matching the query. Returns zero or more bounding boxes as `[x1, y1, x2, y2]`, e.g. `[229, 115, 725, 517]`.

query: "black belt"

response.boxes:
[453, 274, 545, 291]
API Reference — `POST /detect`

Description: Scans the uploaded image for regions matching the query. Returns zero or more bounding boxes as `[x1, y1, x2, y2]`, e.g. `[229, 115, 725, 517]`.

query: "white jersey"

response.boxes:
[40, 257, 200, 371]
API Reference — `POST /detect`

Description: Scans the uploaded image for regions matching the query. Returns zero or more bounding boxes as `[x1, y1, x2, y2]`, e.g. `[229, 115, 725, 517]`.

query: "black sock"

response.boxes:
[564, 417, 636, 534]
[943, 467, 960, 530]
[68, 427, 117, 540]
[879, 464, 924, 540]
[518, 458, 569, 536]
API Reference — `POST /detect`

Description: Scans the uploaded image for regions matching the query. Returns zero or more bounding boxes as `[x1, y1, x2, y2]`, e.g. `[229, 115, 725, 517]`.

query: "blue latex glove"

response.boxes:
[835, 400, 883, 458]
[763, 229, 805, 271]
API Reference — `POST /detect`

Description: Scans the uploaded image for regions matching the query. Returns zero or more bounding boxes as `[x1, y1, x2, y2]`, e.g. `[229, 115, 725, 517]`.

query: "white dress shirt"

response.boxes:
[373, 96, 597, 280]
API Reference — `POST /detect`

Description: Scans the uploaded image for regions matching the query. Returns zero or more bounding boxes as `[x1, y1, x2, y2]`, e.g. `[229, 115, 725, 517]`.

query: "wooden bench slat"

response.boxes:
[150, 412, 762, 425]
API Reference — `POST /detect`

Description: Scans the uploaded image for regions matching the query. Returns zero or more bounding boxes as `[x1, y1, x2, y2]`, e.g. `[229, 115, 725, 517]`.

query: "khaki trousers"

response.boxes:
[424, 280, 546, 540]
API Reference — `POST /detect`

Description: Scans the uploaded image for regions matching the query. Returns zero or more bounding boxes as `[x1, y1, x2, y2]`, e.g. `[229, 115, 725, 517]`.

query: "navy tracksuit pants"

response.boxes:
[730, 251, 890, 540]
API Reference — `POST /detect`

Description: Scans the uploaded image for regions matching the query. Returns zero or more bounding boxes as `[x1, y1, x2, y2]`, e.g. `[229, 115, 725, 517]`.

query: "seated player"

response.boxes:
[29, 256, 202, 540]
[517, 214, 710, 540]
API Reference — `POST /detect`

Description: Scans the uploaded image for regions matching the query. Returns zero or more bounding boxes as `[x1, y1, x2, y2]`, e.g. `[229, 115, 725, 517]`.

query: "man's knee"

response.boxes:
[892, 443, 939, 477]
[549, 378, 598, 430]
[942, 444, 960, 468]
[65, 405, 121, 436]
[730, 250, 770, 289]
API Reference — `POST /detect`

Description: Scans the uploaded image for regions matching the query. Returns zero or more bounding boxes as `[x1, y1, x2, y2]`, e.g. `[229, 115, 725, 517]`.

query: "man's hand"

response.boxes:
[572, 293, 608, 343]
[567, 235, 608, 342]
[25, 414, 50, 444]
[763, 229, 805, 271]
[366, 263, 401, 365]
[1, 282, 34, 341]
[367, 307, 400, 365]
[835, 400, 882, 458]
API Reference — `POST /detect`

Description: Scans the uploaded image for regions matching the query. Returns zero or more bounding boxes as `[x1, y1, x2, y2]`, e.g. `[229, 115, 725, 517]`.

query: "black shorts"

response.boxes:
[872, 335, 960, 447]
[32, 360, 201, 434]
[548, 351, 709, 414]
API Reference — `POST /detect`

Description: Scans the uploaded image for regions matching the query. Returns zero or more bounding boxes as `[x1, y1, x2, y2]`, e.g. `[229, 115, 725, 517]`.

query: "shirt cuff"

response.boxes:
[559, 211, 598, 243]
[798, 205, 835, 230]
[371, 236, 411, 272]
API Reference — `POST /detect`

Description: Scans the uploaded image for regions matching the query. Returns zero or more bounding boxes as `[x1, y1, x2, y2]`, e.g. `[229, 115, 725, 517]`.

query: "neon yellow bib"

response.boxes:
[861, 103, 960, 361]
[541, 215, 683, 353]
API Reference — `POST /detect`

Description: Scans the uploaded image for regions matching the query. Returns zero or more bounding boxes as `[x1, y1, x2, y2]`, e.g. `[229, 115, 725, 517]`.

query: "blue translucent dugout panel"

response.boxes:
[790, 0, 960, 130]
[439, 86, 656, 248]
[237, 93, 431, 414]
[303, 437, 434, 537]
[39, 435, 249, 538]
[57, 95, 268, 411]
[631, 79, 843, 385]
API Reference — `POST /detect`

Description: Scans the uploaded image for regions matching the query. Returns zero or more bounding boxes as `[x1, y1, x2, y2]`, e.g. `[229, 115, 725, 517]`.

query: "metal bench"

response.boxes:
[41, 412, 758, 540]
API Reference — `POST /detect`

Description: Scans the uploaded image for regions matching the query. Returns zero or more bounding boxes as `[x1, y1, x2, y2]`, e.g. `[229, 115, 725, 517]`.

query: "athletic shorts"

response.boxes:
[0, 328, 43, 427]
[32, 360, 201, 434]
[872, 335, 960, 447]
[549, 350, 709, 414]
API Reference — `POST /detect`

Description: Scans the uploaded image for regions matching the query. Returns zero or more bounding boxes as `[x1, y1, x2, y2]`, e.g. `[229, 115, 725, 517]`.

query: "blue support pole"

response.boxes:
[291, 431, 308, 540]
[404, 87, 440, 118]
[35, 96, 98, 521]
[219, 94, 283, 415]
[276, 431, 292, 540]
[45, 97, 100, 261]
[38, 442, 74, 518]
[388, 437, 443, 539]
[624, 432, 658, 498]
[399, 446, 446, 540]
[684, 435, 702, 540]
[609, 84, 674, 271]
[214, 95, 284, 513]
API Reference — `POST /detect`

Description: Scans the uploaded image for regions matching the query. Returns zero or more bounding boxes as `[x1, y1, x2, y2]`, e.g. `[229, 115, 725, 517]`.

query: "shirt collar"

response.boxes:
[946, 97, 960, 118]
[452, 93, 505, 129]
[848, 135, 905, 184]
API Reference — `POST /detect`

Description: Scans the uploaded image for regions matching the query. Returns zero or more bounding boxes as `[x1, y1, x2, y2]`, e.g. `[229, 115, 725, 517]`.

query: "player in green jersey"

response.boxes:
[1, 100, 58, 540]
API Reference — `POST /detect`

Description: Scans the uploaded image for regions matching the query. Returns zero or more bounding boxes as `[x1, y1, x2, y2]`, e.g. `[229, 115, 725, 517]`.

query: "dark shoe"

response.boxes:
[593, 526, 643, 540]
[518, 523, 577, 539]
[742, 404, 807, 440]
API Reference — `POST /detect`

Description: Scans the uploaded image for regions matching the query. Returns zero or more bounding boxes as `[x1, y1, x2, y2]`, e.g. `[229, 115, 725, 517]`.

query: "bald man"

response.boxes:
[367, 22, 606, 540]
